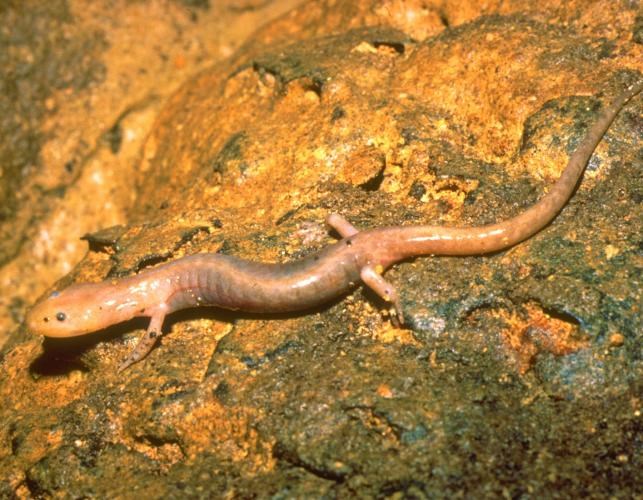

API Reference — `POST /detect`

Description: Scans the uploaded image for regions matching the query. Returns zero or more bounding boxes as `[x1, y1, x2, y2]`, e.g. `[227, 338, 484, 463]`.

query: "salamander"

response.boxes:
[26, 80, 643, 370]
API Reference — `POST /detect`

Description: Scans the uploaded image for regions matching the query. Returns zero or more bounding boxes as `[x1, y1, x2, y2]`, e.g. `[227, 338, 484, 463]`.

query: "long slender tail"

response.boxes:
[398, 79, 643, 257]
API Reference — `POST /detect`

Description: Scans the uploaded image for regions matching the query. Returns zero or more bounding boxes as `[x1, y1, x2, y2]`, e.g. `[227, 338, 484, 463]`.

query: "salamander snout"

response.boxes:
[26, 283, 112, 338]
[27, 303, 67, 337]
[26, 291, 78, 337]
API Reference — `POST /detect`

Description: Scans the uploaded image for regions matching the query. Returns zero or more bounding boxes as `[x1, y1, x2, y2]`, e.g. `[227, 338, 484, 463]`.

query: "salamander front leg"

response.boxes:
[118, 311, 166, 372]
[360, 266, 404, 326]
[326, 213, 359, 238]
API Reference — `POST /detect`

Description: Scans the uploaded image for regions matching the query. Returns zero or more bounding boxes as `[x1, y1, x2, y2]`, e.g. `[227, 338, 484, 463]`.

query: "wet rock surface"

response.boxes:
[1, 0, 642, 497]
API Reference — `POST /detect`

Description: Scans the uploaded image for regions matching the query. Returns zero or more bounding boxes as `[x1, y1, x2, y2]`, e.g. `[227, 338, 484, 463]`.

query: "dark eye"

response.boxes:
[56, 312, 66, 322]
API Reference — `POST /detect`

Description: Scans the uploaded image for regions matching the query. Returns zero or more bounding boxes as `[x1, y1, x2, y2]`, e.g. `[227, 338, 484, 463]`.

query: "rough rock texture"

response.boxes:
[1, 0, 642, 497]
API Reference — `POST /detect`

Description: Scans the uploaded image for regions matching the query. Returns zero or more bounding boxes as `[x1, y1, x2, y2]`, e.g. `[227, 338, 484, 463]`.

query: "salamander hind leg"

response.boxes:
[360, 266, 404, 326]
[326, 213, 359, 238]
[118, 311, 166, 372]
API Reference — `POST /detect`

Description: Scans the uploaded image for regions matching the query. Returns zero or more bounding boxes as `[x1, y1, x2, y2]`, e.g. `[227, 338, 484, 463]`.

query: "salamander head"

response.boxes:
[26, 283, 129, 338]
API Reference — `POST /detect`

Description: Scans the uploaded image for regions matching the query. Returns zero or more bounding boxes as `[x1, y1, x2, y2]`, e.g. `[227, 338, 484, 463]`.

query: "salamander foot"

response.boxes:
[118, 313, 165, 371]
[360, 265, 404, 326]
[326, 213, 359, 238]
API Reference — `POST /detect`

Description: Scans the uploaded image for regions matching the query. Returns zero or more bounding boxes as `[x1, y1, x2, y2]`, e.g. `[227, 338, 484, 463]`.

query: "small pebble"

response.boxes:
[609, 333, 624, 347]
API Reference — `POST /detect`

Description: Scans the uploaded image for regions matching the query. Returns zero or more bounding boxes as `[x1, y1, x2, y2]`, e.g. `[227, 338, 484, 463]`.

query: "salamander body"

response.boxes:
[26, 80, 643, 370]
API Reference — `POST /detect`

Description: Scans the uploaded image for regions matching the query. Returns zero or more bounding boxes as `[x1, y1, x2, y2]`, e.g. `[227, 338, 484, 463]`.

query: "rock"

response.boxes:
[1, 0, 641, 497]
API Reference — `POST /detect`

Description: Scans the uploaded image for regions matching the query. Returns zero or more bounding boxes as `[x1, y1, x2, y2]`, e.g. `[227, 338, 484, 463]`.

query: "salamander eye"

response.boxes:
[56, 312, 66, 322]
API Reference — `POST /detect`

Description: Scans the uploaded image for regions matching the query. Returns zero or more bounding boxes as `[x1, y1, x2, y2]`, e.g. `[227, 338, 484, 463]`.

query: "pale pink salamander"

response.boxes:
[27, 80, 642, 370]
